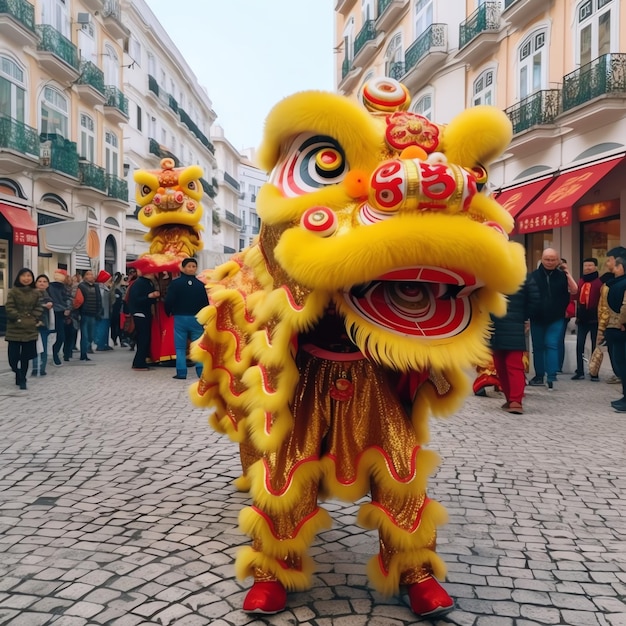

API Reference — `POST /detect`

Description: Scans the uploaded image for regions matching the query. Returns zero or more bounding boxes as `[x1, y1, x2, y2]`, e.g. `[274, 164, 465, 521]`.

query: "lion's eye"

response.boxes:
[187, 181, 197, 191]
[270, 134, 348, 197]
[141, 185, 152, 197]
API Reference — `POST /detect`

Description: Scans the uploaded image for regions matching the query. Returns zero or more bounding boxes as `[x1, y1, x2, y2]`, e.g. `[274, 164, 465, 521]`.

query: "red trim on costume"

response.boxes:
[301, 343, 365, 361]
[325, 445, 421, 485]
[262, 456, 320, 495]
[366, 498, 429, 533]
[279, 284, 306, 312]
[250, 505, 322, 540]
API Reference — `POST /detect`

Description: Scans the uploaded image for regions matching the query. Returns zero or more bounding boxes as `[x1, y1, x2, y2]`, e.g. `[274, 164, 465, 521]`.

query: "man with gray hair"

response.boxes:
[527, 248, 578, 390]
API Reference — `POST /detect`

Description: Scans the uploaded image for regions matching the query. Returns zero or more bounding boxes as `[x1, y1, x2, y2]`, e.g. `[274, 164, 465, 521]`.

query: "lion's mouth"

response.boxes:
[344, 266, 483, 339]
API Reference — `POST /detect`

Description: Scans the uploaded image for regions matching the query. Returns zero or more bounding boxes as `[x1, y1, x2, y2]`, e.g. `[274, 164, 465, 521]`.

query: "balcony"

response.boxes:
[39, 134, 79, 180]
[147, 74, 179, 119]
[75, 60, 106, 106]
[148, 137, 180, 166]
[335, 0, 357, 16]
[401, 24, 448, 92]
[457, 2, 501, 66]
[559, 53, 626, 131]
[106, 173, 128, 202]
[0, 0, 37, 47]
[102, 0, 129, 40]
[338, 55, 361, 93]
[200, 177, 217, 199]
[502, 0, 546, 30]
[353, 20, 379, 68]
[376, 0, 409, 33]
[223, 209, 242, 228]
[103, 85, 129, 124]
[223, 171, 240, 193]
[504, 89, 562, 157]
[179, 107, 215, 155]
[36, 24, 80, 83]
[0, 116, 39, 172]
[78, 160, 107, 195]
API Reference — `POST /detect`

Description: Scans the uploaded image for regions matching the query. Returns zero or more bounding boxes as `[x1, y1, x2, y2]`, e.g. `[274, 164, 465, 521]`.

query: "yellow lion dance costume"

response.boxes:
[190, 78, 526, 616]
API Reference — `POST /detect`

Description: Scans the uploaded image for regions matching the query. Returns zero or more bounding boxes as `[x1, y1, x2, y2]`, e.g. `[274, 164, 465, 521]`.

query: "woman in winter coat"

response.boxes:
[490, 276, 541, 414]
[31, 274, 54, 377]
[5, 268, 42, 389]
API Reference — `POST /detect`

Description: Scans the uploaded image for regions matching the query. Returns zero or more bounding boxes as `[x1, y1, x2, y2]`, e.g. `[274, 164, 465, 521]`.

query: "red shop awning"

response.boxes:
[517, 155, 625, 234]
[495, 175, 555, 219]
[0, 203, 38, 246]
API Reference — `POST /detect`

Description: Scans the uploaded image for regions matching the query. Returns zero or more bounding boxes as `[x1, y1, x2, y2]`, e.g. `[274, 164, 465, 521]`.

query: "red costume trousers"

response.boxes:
[492, 349, 526, 404]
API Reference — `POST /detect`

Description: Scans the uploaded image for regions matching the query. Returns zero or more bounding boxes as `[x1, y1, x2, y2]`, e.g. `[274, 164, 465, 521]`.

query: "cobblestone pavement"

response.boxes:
[0, 343, 625, 626]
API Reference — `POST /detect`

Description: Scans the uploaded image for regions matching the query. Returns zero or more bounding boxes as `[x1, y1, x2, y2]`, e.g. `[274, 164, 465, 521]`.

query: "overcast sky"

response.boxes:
[145, 0, 336, 152]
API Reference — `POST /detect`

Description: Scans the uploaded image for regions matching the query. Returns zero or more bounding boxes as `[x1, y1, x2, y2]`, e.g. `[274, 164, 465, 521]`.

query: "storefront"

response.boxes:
[579, 200, 621, 271]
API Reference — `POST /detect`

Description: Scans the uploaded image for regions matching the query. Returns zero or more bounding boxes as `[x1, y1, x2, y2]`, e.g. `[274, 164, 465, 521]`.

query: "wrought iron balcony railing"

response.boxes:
[224, 209, 242, 228]
[178, 107, 215, 154]
[223, 171, 240, 192]
[78, 160, 107, 192]
[104, 85, 129, 117]
[106, 173, 128, 201]
[459, 1, 501, 49]
[77, 60, 105, 95]
[405, 23, 447, 73]
[200, 177, 217, 198]
[388, 61, 405, 80]
[562, 53, 626, 112]
[148, 137, 160, 158]
[39, 133, 79, 178]
[36, 24, 80, 70]
[354, 20, 376, 58]
[0, 116, 39, 156]
[0, 0, 35, 32]
[505, 89, 561, 135]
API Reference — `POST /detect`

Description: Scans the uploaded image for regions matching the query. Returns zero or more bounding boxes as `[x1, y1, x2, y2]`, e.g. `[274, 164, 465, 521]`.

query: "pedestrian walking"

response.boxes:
[31, 274, 54, 377]
[4, 268, 42, 390]
[48, 269, 72, 366]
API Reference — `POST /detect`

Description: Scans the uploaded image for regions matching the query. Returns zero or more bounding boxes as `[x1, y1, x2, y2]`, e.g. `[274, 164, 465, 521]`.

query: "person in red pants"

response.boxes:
[491, 277, 541, 414]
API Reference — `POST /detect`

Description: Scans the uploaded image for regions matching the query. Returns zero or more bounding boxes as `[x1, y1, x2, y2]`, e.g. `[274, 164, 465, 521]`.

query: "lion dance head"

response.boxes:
[191, 77, 526, 451]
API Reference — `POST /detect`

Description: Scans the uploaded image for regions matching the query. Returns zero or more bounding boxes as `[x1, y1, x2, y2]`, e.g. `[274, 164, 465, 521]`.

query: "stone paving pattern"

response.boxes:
[0, 343, 625, 625]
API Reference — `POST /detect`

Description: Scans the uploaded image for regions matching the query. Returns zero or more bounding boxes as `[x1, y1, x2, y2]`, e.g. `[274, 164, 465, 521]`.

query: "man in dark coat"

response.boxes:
[164, 258, 209, 380]
[127, 270, 160, 370]
[73, 270, 102, 362]
[571, 257, 603, 381]
[490, 277, 541, 414]
[527, 248, 578, 390]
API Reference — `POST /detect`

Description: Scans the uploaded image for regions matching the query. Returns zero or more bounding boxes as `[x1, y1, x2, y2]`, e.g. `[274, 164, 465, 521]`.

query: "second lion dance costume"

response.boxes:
[188, 78, 526, 616]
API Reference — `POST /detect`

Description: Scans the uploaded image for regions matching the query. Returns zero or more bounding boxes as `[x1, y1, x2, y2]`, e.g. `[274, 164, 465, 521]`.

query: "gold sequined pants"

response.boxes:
[242, 350, 439, 591]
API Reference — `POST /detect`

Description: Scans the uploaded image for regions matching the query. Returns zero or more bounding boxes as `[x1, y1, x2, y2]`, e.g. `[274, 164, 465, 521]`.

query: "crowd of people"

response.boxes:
[6, 251, 626, 413]
[4, 258, 209, 389]
[489, 246, 626, 414]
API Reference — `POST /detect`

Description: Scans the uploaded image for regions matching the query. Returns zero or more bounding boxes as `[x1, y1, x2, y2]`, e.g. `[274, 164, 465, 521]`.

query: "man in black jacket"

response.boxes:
[127, 270, 160, 371]
[164, 258, 209, 379]
[73, 270, 102, 362]
[527, 248, 578, 390]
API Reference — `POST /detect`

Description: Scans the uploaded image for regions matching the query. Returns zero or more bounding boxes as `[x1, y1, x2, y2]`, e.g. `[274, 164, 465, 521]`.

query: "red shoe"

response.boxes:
[242, 580, 287, 614]
[408, 576, 454, 617]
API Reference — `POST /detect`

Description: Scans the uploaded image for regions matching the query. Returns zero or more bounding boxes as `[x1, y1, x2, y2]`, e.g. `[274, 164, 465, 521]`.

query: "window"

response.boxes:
[342, 17, 355, 62]
[577, 0, 615, 66]
[361, 0, 375, 21]
[79, 113, 95, 162]
[473, 69, 494, 105]
[136, 104, 142, 131]
[413, 93, 432, 119]
[415, 0, 433, 38]
[105, 130, 119, 175]
[147, 52, 156, 77]
[129, 36, 141, 66]
[384, 33, 403, 77]
[0, 56, 26, 122]
[40, 86, 68, 137]
[104, 44, 119, 87]
[148, 115, 156, 139]
[518, 31, 546, 99]
[41, 0, 69, 36]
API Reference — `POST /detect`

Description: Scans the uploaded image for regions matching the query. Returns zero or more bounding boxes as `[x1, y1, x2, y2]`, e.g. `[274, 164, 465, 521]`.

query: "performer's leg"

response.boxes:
[492, 349, 511, 402]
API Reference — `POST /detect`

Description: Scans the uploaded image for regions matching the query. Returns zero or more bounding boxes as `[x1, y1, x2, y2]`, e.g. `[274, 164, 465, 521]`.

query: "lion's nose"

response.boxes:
[368, 158, 477, 214]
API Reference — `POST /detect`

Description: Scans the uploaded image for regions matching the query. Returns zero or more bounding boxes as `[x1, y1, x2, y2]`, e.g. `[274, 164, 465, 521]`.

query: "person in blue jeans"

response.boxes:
[527, 249, 578, 390]
[164, 258, 209, 380]
[73, 270, 102, 362]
